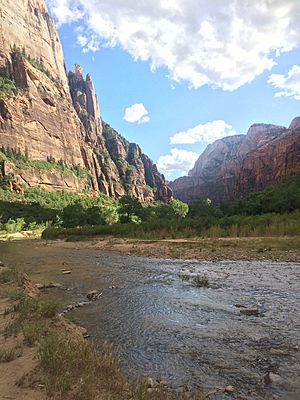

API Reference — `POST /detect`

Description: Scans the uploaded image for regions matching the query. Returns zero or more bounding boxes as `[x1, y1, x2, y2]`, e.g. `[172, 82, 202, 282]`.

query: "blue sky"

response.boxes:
[47, 1, 300, 181]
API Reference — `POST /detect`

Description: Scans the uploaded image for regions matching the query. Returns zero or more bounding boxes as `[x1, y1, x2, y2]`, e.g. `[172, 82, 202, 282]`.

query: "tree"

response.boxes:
[119, 195, 144, 223]
[169, 199, 189, 219]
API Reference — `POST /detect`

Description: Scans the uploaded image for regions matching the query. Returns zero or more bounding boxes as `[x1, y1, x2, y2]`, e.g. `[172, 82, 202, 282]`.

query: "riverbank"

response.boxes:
[48, 235, 300, 263]
[0, 263, 199, 400]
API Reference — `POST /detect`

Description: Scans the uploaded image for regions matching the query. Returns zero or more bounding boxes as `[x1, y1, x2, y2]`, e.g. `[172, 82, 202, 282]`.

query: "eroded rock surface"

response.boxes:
[0, 0, 172, 201]
[170, 120, 300, 202]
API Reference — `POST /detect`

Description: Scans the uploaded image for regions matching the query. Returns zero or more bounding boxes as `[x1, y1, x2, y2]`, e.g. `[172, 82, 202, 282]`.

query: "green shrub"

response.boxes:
[0, 77, 17, 96]
[3, 218, 25, 233]
[192, 274, 209, 288]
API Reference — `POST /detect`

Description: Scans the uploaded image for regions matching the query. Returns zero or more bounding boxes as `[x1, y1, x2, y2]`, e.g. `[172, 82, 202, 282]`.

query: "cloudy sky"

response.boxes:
[47, 0, 300, 180]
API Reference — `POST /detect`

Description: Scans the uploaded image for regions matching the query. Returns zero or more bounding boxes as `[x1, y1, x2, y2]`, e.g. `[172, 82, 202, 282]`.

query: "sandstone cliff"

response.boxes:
[170, 118, 300, 203]
[0, 0, 171, 201]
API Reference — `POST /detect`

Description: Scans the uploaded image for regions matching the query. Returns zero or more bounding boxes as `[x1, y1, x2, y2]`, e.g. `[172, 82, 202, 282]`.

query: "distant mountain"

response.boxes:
[170, 118, 300, 203]
[0, 0, 172, 202]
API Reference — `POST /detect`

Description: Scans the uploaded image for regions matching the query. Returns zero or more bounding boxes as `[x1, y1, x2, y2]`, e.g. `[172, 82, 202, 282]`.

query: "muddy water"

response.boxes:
[1, 240, 300, 399]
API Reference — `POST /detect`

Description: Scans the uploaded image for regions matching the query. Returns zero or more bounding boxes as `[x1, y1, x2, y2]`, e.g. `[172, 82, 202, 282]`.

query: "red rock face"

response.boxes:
[0, 0, 172, 201]
[170, 119, 300, 203]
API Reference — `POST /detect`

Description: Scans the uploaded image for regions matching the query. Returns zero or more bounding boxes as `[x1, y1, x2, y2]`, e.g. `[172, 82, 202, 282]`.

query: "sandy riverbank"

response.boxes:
[47, 235, 300, 263]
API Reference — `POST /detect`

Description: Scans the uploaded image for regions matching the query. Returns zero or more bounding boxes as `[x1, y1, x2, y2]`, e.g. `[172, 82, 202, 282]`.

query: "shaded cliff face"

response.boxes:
[0, 0, 171, 201]
[170, 119, 300, 203]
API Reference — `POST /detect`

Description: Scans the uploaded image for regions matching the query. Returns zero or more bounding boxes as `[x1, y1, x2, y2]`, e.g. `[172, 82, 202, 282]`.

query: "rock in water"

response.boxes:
[87, 290, 102, 301]
[264, 372, 283, 385]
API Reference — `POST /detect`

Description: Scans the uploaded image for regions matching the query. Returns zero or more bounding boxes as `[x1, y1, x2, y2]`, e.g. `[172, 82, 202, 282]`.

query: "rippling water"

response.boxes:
[1, 241, 300, 399]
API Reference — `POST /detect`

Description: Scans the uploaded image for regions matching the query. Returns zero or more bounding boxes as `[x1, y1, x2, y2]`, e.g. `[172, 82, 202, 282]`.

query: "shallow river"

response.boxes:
[1, 240, 300, 399]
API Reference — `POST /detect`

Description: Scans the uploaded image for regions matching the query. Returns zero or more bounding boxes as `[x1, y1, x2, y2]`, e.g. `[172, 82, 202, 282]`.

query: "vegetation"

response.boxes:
[0, 166, 300, 239]
[0, 346, 22, 362]
[192, 275, 209, 288]
[42, 210, 300, 240]
[10, 45, 62, 86]
[0, 77, 17, 97]
[0, 146, 90, 178]
[4, 296, 59, 341]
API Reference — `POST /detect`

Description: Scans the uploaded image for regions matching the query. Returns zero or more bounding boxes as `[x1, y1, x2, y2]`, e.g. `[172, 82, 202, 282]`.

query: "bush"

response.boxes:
[0, 77, 17, 96]
[3, 218, 25, 233]
[192, 274, 209, 288]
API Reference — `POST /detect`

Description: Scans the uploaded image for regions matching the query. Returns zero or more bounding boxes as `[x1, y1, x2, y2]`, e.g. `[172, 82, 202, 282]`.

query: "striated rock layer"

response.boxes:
[0, 0, 171, 201]
[170, 118, 300, 203]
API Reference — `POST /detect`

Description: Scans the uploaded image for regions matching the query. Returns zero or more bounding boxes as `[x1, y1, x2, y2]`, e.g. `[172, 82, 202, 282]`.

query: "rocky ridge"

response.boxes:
[170, 118, 300, 203]
[0, 0, 172, 202]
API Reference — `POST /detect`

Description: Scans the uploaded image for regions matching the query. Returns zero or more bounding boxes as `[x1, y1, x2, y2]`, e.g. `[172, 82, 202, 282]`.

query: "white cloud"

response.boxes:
[170, 120, 237, 145]
[268, 65, 300, 100]
[123, 103, 150, 124]
[47, 0, 82, 25]
[157, 148, 199, 176]
[47, 0, 300, 91]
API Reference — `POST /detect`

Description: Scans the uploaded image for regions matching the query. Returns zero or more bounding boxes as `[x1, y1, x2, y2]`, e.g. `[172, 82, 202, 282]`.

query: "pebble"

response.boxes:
[147, 377, 155, 388]
[87, 290, 102, 301]
[264, 372, 283, 385]
[224, 385, 235, 393]
[234, 305, 259, 316]
[62, 270, 71, 275]
[36, 282, 62, 289]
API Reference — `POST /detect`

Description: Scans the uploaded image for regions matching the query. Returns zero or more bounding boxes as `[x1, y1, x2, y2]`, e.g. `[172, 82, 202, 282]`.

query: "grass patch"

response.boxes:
[179, 274, 190, 282]
[192, 274, 209, 288]
[38, 336, 168, 399]
[0, 269, 15, 283]
[0, 345, 22, 362]
[8, 290, 26, 301]
[22, 320, 48, 346]
[4, 297, 59, 341]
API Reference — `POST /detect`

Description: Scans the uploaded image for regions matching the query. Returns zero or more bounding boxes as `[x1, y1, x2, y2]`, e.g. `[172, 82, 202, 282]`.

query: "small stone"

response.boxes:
[87, 290, 100, 301]
[237, 306, 259, 316]
[147, 377, 155, 388]
[264, 372, 282, 385]
[0, 261, 4, 266]
[62, 270, 71, 275]
[36, 282, 62, 289]
[224, 385, 235, 393]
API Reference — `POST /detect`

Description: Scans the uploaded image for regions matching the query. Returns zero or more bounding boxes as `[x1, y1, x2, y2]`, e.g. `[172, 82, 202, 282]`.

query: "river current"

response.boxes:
[1, 240, 299, 399]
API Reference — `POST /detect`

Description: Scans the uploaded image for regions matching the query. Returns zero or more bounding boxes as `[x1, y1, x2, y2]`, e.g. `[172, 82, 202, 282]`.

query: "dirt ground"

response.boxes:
[49, 236, 300, 263]
[0, 269, 47, 400]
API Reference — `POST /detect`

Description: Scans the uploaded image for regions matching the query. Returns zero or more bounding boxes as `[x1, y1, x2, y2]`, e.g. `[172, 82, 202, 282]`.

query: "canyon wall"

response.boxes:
[0, 0, 171, 201]
[170, 119, 300, 203]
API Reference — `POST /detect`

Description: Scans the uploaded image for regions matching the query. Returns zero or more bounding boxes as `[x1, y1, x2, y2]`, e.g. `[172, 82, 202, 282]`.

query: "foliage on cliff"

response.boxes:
[1, 172, 300, 238]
